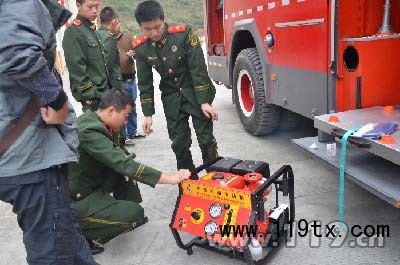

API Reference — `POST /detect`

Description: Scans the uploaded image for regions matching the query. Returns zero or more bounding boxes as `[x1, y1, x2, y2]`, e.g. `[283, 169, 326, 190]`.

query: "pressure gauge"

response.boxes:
[204, 221, 218, 236]
[209, 203, 223, 218]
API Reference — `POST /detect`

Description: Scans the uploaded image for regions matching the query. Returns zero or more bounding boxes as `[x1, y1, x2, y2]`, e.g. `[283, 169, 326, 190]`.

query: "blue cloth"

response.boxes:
[122, 79, 138, 139]
[0, 166, 96, 265]
[362, 122, 398, 139]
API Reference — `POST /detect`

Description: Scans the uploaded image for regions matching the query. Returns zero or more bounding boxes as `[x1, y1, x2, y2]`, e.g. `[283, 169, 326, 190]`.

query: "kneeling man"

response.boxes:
[69, 89, 190, 253]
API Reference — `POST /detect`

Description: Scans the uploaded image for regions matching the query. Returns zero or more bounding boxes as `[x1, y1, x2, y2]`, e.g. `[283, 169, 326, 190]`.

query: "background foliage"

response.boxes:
[101, 0, 204, 37]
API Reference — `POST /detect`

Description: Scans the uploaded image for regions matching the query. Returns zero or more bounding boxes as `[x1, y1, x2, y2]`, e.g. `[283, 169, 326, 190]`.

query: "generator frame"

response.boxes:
[169, 161, 295, 265]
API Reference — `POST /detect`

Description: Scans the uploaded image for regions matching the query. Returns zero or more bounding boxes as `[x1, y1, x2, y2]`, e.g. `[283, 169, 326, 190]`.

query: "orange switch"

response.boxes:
[328, 115, 340, 123]
[380, 135, 395, 144]
[383, 106, 394, 114]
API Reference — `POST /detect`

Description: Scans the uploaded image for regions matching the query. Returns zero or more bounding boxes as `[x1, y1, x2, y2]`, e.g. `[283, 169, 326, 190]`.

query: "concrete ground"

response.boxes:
[1, 70, 400, 264]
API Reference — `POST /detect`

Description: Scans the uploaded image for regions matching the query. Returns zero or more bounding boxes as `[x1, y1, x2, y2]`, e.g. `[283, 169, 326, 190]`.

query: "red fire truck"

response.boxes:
[204, 0, 400, 207]
[204, 0, 400, 134]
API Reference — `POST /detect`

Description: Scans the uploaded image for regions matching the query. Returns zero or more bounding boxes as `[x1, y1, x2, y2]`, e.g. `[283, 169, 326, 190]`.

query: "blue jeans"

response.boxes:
[122, 79, 138, 139]
[0, 166, 96, 265]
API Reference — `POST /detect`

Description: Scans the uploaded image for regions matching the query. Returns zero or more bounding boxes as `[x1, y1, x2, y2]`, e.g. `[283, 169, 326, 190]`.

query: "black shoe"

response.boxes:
[87, 238, 104, 255]
[132, 216, 149, 230]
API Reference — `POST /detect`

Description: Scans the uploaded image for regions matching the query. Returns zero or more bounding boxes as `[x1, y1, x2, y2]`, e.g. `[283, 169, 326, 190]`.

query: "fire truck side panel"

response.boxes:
[261, 1, 329, 72]
[336, 0, 400, 112]
[271, 2, 329, 117]
[269, 66, 328, 118]
[337, 0, 400, 39]
[204, 0, 231, 84]
[337, 37, 400, 111]
[205, 0, 400, 130]
[220, 0, 330, 70]
[223, 0, 330, 117]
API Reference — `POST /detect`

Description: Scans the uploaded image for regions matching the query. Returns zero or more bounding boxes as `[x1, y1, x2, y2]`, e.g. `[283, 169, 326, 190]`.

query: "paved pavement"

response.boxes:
[1, 67, 400, 265]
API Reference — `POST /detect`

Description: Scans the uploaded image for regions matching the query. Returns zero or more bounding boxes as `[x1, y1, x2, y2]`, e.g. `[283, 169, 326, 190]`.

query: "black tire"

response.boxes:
[233, 48, 281, 135]
[279, 109, 303, 131]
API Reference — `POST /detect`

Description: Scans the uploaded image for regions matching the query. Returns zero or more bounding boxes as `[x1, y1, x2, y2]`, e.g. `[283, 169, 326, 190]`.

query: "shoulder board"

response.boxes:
[132, 35, 149, 49]
[72, 19, 82, 27]
[168, 25, 186, 34]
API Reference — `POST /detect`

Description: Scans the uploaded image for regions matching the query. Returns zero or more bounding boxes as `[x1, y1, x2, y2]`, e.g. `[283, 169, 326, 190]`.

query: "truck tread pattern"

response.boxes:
[234, 48, 281, 135]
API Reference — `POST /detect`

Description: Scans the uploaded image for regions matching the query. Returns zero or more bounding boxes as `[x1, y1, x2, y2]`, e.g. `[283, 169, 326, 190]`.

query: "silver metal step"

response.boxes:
[292, 136, 400, 208]
[314, 106, 400, 165]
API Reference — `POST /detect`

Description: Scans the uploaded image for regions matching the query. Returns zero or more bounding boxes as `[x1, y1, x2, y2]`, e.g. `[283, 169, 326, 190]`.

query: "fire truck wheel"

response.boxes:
[233, 48, 281, 135]
[279, 109, 302, 131]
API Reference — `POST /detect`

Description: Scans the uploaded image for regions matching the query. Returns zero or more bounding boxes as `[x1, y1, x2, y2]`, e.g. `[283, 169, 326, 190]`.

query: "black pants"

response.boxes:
[0, 166, 96, 265]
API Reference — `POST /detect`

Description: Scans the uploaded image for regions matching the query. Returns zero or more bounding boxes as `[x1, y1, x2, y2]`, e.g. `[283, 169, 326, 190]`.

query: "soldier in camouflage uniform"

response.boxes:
[133, 0, 219, 172]
[69, 89, 190, 247]
[63, 0, 111, 111]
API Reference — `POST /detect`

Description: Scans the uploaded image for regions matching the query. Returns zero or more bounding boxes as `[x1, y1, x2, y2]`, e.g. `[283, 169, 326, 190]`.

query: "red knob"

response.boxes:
[244, 173, 262, 183]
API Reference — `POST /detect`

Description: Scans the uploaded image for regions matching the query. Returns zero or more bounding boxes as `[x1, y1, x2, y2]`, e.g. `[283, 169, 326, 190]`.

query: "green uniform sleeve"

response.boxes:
[110, 64, 123, 89]
[184, 26, 211, 104]
[102, 34, 122, 89]
[110, 55, 123, 90]
[63, 28, 101, 102]
[79, 128, 161, 187]
[136, 53, 155, 116]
